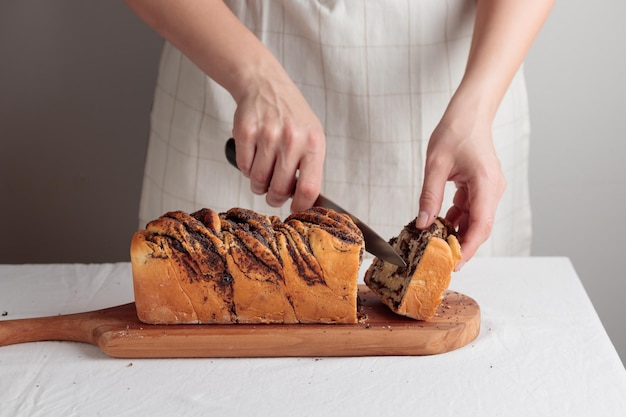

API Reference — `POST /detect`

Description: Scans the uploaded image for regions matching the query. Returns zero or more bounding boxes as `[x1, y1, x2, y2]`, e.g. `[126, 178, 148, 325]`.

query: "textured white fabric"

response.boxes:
[2, 259, 626, 417]
[139, 0, 532, 256]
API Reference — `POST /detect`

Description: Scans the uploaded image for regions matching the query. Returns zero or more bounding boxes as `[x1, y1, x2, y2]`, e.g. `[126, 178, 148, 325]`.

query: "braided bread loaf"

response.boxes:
[130, 207, 364, 324]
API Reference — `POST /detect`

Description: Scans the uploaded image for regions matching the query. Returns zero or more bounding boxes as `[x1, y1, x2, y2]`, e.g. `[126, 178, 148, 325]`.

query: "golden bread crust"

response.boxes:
[131, 230, 235, 324]
[394, 235, 460, 320]
[130, 207, 364, 324]
[277, 223, 360, 323]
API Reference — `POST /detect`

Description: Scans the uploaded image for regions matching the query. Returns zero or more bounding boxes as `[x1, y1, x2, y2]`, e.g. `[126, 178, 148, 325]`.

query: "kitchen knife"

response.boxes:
[225, 138, 407, 267]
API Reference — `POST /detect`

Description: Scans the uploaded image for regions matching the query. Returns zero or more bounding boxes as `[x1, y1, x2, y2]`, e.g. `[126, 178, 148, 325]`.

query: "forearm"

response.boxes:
[124, 0, 284, 102]
[126, 0, 326, 212]
[453, 0, 555, 120]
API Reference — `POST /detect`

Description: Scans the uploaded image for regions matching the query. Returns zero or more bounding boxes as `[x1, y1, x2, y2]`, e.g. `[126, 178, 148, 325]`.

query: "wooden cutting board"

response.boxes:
[0, 286, 479, 358]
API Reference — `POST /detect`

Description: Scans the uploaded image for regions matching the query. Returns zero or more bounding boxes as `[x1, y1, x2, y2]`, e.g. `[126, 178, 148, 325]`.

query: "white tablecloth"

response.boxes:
[1, 257, 625, 417]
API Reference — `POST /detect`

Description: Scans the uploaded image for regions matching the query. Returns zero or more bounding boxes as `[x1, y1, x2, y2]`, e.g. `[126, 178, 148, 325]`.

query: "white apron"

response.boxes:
[139, 0, 532, 257]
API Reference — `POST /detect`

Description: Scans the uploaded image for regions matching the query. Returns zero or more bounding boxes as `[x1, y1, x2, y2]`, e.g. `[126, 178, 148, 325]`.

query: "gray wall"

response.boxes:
[525, 0, 626, 366]
[1, 2, 624, 365]
[0, 2, 162, 263]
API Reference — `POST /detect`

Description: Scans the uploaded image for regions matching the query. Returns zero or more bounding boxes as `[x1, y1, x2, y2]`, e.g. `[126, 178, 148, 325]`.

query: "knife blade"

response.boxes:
[224, 138, 406, 267]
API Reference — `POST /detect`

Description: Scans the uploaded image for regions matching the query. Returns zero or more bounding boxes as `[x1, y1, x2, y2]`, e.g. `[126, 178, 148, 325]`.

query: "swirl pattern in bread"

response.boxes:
[364, 217, 461, 320]
[130, 207, 364, 324]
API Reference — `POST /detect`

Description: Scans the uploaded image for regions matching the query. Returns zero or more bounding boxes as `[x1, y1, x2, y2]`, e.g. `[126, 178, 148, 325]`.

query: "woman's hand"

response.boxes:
[416, 98, 506, 270]
[231, 68, 326, 212]
[416, 0, 554, 269]
[125, 0, 326, 212]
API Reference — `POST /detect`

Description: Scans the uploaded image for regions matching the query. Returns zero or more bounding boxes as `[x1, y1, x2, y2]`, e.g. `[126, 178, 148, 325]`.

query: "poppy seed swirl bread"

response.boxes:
[130, 207, 365, 324]
[364, 217, 462, 321]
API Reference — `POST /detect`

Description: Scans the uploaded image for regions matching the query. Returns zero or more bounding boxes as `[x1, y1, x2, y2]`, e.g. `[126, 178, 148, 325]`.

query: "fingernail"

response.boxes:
[266, 195, 287, 208]
[415, 211, 429, 229]
[454, 260, 466, 272]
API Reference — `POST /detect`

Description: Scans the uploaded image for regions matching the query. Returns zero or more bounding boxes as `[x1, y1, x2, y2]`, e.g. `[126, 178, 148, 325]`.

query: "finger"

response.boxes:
[416, 160, 449, 229]
[445, 204, 464, 229]
[245, 130, 281, 196]
[457, 182, 503, 265]
[456, 218, 490, 269]
[445, 186, 469, 228]
[232, 125, 278, 195]
[289, 146, 324, 212]
[249, 152, 275, 195]
[445, 187, 470, 271]
[266, 145, 298, 208]
[232, 133, 256, 177]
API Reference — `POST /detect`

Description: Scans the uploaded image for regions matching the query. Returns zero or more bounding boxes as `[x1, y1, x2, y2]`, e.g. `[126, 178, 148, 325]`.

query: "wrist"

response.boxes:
[448, 79, 502, 124]
[225, 54, 287, 104]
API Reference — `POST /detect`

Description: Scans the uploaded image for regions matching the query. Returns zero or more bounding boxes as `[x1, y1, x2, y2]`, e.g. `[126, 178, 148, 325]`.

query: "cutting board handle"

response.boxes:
[0, 304, 135, 347]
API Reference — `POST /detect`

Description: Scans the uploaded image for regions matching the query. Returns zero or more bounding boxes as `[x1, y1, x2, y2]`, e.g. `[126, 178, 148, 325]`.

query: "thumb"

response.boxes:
[416, 165, 447, 229]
